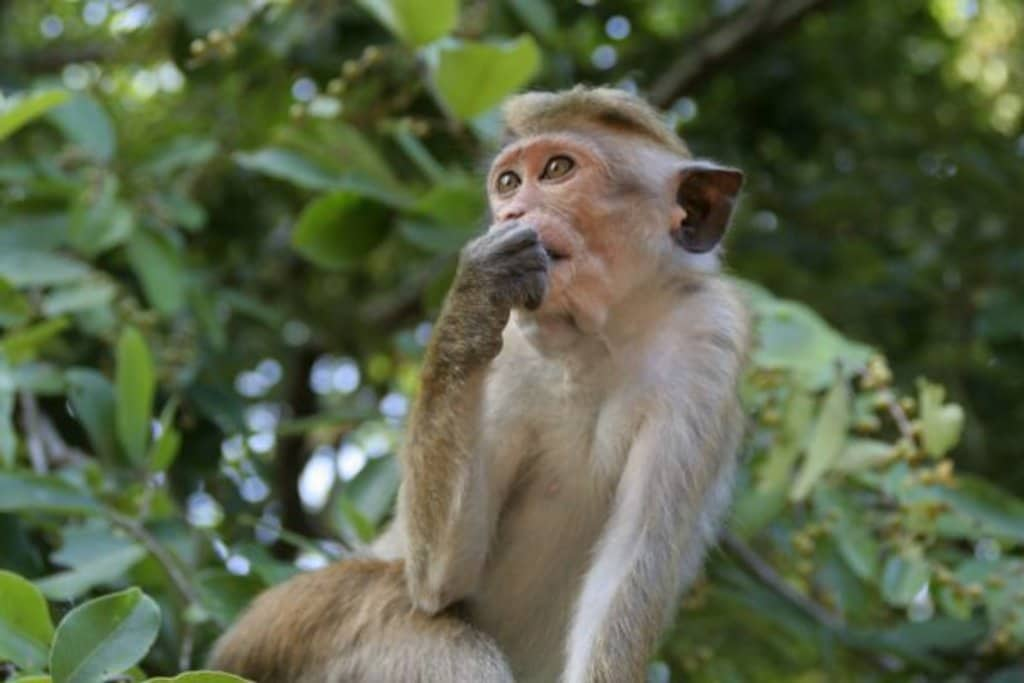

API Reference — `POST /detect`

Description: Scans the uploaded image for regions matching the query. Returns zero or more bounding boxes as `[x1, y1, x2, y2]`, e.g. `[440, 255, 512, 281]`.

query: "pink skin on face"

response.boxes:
[486, 132, 679, 341]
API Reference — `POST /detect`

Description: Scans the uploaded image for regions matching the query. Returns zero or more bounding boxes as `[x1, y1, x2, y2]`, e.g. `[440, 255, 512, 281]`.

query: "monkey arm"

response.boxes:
[563, 357, 746, 682]
[398, 288, 506, 615]
[399, 223, 548, 615]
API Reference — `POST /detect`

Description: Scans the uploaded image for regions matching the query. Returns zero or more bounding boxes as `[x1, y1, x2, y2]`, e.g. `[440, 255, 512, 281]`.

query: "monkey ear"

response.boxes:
[673, 162, 744, 254]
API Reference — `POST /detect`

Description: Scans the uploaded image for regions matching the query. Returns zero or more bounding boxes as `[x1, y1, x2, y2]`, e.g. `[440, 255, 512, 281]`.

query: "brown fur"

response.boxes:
[211, 87, 749, 683]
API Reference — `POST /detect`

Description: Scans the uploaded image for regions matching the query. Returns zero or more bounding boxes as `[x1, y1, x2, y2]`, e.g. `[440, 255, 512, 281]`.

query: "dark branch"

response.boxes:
[649, 0, 838, 107]
[721, 530, 845, 631]
[4, 45, 112, 74]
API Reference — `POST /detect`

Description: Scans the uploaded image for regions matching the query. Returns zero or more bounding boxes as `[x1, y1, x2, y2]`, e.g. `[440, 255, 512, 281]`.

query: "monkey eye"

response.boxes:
[541, 155, 575, 180]
[496, 171, 521, 195]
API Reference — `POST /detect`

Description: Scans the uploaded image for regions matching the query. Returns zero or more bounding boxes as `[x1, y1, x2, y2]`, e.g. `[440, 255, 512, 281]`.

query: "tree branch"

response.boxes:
[722, 530, 845, 631]
[649, 0, 839, 107]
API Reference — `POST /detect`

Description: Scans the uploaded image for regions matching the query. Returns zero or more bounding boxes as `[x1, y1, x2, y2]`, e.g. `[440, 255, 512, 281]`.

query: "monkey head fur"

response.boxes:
[490, 86, 743, 352]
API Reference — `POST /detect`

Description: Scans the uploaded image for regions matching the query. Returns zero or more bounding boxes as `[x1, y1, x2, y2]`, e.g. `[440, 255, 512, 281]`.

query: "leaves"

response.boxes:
[292, 192, 392, 269]
[35, 545, 147, 601]
[427, 37, 542, 119]
[234, 148, 340, 191]
[0, 90, 70, 141]
[50, 588, 161, 683]
[357, 0, 457, 46]
[0, 251, 90, 288]
[918, 379, 964, 458]
[47, 94, 116, 162]
[0, 570, 55, 671]
[0, 472, 101, 515]
[66, 369, 119, 463]
[790, 378, 850, 501]
[115, 328, 155, 464]
[147, 673, 251, 683]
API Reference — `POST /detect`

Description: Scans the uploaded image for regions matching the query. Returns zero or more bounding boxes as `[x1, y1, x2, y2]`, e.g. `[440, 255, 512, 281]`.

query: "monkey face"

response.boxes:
[487, 132, 671, 341]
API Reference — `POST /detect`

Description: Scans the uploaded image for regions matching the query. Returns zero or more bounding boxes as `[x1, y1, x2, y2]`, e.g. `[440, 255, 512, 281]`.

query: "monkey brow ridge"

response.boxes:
[500, 85, 692, 159]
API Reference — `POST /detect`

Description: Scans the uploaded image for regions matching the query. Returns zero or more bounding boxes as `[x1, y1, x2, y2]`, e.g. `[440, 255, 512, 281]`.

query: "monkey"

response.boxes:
[210, 86, 750, 683]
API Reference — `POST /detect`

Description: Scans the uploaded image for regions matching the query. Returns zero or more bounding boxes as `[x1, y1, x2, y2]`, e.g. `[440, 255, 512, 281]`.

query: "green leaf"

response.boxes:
[917, 379, 964, 458]
[412, 179, 486, 229]
[881, 552, 931, 607]
[0, 90, 70, 141]
[751, 296, 873, 390]
[66, 369, 119, 463]
[146, 673, 251, 683]
[126, 230, 186, 314]
[42, 280, 116, 317]
[814, 488, 880, 582]
[69, 177, 135, 256]
[0, 278, 31, 328]
[234, 148, 340, 191]
[0, 213, 68, 251]
[357, 0, 457, 46]
[344, 456, 400, 525]
[47, 94, 116, 162]
[0, 251, 89, 288]
[148, 398, 182, 471]
[332, 493, 376, 544]
[291, 192, 391, 269]
[142, 135, 218, 177]
[115, 327, 155, 464]
[427, 36, 541, 119]
[35, 545, 147, 601]
[0, 388, 15, 468]
[50, 588, 160, 683]
[197, 570, 264, 627]
[790, 379, 850, 501]
[0, 570, 55, 671]
[0, 472, 101, 515]
[175, 0, 249, 34]
[1, 318, 71, 363]
[507, 0, 557, 41]
[835, 438, 895, 473]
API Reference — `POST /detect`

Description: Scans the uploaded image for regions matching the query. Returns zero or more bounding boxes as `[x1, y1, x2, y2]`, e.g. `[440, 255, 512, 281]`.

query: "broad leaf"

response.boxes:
[235, 148, 340, 191]
[0, 570, 55, 671]
[0, 251, 89, 288]
[115, 327, 155, 464]
[918, 379, 964, 458]
[50, 588, 161, 683]
[790, 379, 850, 501]
[66, 369, 119, 463]
[291, 192, 391, 269]
[0, 90, 70, 141]
[0, 472, 101, 515]
[147, 673, 251, 683]
[427, 37, 541, 119]
[36, 545, 147, 601]
[0, 277, 31, 327]
[47, 94, 116, 162]
[127, 230, 186, 314]
[357, 0, 457, 46]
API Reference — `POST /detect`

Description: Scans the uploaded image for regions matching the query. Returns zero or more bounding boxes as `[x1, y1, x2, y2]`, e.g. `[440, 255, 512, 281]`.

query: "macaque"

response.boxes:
[210, 86, 750, 683]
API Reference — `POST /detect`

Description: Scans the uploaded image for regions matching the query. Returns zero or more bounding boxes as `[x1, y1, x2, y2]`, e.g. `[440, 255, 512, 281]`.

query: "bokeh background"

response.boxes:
[0, 1, 1022, 681]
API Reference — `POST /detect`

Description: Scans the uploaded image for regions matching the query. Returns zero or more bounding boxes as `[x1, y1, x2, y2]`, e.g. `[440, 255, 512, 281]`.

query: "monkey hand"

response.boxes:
[456, 222, 550, 313]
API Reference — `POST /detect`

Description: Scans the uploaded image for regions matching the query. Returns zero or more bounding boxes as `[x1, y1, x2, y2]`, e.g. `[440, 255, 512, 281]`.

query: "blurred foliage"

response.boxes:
[0, 0, 1022, 681]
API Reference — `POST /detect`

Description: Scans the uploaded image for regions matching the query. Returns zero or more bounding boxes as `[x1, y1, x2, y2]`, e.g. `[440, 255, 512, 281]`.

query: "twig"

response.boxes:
[649, 0, 837, 107]
[179, 620, 196, 672]
[883, 391, 915, 443]
[722, 529, 844, 631]
[18, 391, 48, 473]
[107, 510, 202, 607]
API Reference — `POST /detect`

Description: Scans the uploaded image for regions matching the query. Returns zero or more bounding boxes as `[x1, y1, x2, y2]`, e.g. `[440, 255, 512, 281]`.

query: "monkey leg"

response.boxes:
[209, 558, 513, 683]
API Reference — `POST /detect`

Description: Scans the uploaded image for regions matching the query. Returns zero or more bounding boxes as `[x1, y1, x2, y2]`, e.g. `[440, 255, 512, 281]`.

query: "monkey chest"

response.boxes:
[468, 404, 636, 678]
